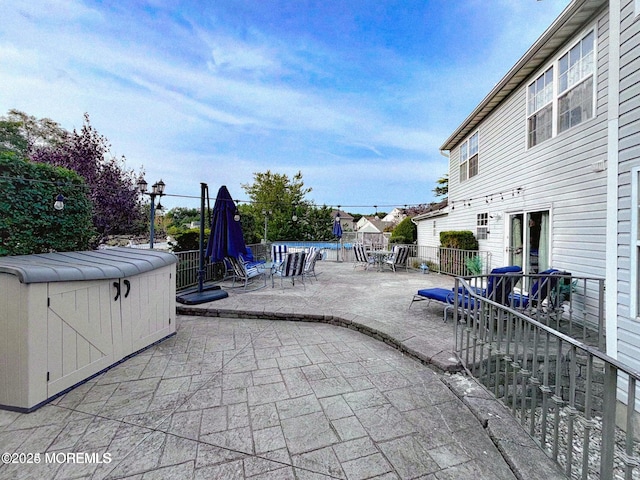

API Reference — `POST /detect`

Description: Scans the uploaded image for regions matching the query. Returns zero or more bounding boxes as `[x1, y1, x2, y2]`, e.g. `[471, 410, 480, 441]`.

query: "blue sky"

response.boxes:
[1, 0, 569, 213]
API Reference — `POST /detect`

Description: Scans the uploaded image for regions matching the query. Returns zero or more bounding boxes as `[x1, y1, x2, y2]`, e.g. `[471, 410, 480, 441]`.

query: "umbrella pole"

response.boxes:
[198, 182, 207, 293]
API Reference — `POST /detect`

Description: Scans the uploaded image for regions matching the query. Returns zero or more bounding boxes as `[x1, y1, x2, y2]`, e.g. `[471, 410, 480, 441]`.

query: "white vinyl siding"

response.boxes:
[616, 0, 640, 371]
[439, 9, 609, 277]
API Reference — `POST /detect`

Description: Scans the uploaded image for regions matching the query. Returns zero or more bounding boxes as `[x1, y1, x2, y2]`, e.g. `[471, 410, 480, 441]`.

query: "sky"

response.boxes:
[0, 0, 570, 214]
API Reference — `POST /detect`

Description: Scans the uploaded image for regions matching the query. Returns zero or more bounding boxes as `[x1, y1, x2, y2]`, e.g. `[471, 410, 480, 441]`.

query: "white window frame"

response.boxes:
[630, 167, 640, 319]
[477, 212, 488, 240]
[525, 27, 596, 149]
[459, 131, 479, 182]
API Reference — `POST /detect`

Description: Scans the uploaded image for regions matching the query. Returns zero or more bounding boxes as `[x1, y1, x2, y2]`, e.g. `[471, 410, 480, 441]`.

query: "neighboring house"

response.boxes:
[381, 208, 407, 224]
[415, 0, 640, 369]
[331, 209, 355, 232]
[357, 216, 393, 233]
[412, 199, 449, 248]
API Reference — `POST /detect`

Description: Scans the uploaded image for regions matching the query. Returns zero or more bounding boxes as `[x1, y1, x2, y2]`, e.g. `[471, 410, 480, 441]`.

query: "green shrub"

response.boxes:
[170, 229, 207, 252]
[389, 235, 407, 244]
[391, 217, 416, 243]
[0, 153, 95, 255]
[439, 231, 478, 250]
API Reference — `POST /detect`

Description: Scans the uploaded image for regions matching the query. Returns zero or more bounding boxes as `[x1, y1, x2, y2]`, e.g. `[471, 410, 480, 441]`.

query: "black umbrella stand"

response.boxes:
[176, 183, 229, 305]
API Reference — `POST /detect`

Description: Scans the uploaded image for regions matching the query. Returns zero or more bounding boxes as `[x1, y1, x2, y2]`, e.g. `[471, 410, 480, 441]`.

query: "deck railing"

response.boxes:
[173, 242, 493, 289]
[453, 274, 637, 480]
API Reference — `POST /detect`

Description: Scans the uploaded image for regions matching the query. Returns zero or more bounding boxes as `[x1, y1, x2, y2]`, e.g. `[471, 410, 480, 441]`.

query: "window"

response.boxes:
[477, 213, 488, 240]
[527, 67, 553, 148]
[459, 131, 479, 182]
[433, 220, 436, 238]
[526, 29, 595, 147]
[558, 31, 594, 133]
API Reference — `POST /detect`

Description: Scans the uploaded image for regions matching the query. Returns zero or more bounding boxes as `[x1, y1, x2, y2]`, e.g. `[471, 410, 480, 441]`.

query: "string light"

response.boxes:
[0, 174, 442, 212]
[450, 187, 523, 208]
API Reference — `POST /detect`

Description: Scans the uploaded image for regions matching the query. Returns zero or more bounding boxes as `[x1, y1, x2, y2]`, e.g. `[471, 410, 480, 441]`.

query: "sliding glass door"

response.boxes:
[508, 210, 549, 275]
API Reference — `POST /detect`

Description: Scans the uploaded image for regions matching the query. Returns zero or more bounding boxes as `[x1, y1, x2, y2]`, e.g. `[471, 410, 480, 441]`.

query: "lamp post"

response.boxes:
[262, 209, 272, 243]
[138, 178, 165, 249]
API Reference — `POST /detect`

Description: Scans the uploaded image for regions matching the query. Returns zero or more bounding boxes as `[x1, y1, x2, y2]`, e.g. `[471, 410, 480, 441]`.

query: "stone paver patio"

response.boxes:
[0, 261, 566, 479]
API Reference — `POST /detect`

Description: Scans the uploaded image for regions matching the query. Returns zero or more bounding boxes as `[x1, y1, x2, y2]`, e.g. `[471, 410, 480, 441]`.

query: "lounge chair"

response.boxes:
[226, 256, 267, 291]
[272, 252, 306, 289]
[383, 245, 410, 272]
[353, 243, 375, 270]
[410, 265, 522, 321]
[510, 269, 571, 319]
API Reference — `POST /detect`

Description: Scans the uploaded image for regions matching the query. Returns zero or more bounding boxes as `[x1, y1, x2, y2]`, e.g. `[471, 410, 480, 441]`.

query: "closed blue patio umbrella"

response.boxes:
[206, 185, 247, 262]
[333, 212, 342, 262]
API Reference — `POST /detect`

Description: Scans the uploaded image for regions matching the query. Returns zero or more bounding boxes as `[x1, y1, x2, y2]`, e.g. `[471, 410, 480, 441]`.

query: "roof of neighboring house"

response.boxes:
[440, 0, 607, 151]
[358, 216, 394, 232]
[332, 209, 354, 221]
[412, 199, 449, 222]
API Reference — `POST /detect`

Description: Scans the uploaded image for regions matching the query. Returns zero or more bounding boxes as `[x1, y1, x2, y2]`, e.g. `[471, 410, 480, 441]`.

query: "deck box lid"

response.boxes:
[0, 248, 177, 284]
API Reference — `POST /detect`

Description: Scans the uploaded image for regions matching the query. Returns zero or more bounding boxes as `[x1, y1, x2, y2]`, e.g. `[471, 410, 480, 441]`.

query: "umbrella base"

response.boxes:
[176, 285, 229, 305]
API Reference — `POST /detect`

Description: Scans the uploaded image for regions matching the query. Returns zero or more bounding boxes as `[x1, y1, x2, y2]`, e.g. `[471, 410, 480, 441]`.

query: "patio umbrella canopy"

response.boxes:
[332, 217, 343, 239]
[206, 185, 248, 262]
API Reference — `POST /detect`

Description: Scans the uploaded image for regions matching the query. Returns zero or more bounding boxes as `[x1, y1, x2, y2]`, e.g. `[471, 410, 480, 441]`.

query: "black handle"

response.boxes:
[123, 279, 131, 298]
[113, 281, 120, 301]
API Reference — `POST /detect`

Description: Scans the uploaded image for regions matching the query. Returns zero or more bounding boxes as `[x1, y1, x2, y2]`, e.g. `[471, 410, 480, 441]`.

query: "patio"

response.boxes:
[0, 261, 566, 479]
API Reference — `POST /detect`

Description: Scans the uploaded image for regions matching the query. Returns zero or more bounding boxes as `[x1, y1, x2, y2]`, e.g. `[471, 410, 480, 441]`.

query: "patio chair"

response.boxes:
[353, 243, 375, 270]
[383, 245, 410, 272]
[410, 265, 522, 321]
[510, 269, 571, 320]
[303, 247, 321, 281]
[272, 251, 306, 289]
[226, 255, 267, 291]
[240, 246, 267, 269]
[272, 244, 288, 265]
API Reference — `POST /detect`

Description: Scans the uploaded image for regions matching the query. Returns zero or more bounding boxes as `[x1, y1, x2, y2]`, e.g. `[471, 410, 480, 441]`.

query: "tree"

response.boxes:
[241, 170, 333, 241]
[0, 152, 95, 255]
[30, 113, 145, 243]
[433, 174, 448, 198]
[0, 109, 67, 155]
[165, 207, 200, 235]
[391, 216, 417, 244]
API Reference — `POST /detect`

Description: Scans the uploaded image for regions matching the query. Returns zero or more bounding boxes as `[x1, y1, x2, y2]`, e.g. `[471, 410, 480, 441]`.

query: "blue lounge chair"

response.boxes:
[410, 265, 522, 321]
[510, 269, 571, 319]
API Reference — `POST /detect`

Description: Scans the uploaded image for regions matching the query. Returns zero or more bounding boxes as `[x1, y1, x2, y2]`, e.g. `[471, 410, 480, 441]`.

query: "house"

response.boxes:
[415, 0, 640, 368]
[380, 207, 407, 224]
[411, 199, 449, 249]
[331, 209, 355, 232]
[356, 216, 393, 233]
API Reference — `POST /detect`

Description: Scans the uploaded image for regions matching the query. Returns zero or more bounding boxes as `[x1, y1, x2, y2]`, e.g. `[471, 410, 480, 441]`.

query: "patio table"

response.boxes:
[369, 249, 392, 271]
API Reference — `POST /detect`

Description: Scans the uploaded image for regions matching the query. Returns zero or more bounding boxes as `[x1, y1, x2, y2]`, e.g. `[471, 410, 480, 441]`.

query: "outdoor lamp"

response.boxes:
[138, 177, 166, 249]
[137, 177, 148, 193]
[54, 194, 65, 211]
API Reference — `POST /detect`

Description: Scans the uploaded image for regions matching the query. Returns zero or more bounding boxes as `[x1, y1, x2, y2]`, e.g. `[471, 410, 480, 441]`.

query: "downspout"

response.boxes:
[605, 0, 620, 356]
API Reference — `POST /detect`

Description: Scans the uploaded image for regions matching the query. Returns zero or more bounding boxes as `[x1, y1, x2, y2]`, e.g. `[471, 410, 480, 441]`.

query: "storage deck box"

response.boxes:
[0, 248, 177, 412]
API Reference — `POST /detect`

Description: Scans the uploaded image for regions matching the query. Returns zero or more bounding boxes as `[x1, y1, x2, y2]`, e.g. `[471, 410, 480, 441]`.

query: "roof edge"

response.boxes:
[439, 0, 603, 151]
